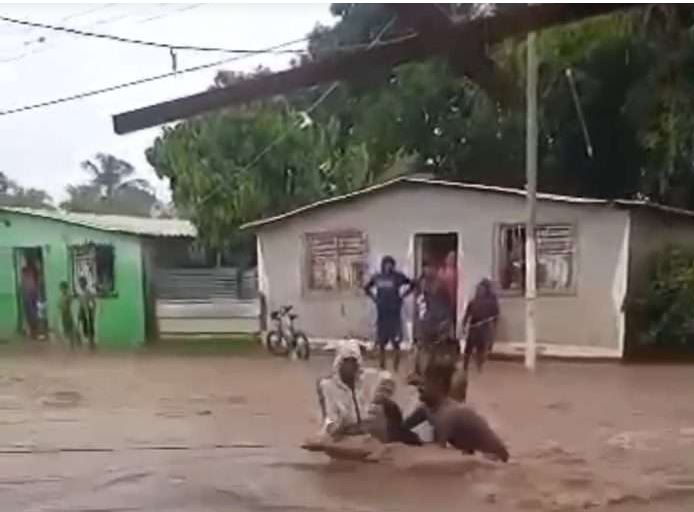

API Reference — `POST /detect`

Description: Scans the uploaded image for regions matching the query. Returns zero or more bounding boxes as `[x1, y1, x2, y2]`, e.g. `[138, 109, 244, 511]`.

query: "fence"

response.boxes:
[153, 267, 259, 338]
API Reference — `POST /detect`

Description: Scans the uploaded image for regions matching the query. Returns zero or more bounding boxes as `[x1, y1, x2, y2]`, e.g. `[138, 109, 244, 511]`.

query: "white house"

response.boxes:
[244, 176, 694, 359]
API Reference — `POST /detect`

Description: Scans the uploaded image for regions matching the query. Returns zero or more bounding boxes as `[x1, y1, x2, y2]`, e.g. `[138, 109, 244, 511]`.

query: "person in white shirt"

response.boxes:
[316, 339, 392, 439]
[307, 339, 421, 461]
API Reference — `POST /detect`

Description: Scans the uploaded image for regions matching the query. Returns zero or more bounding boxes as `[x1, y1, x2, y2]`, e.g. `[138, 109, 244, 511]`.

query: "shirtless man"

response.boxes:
[403, 361, 509, 462]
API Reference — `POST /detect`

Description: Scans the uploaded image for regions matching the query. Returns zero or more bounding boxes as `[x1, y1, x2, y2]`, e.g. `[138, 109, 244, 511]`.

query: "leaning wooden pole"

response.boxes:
[524, 31, 538, 371]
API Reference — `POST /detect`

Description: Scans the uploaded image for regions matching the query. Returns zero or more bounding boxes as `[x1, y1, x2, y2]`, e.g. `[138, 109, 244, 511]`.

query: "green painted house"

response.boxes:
[0, 207, 196, 347]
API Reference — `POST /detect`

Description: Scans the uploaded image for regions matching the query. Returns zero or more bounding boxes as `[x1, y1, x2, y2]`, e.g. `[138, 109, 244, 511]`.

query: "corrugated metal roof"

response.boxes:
[0, 206, 196, 238]
[241, 176, 694, 230]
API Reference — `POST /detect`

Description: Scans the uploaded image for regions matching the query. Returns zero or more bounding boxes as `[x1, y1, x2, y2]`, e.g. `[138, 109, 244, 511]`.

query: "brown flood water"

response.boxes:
[0, 346, 693, 511]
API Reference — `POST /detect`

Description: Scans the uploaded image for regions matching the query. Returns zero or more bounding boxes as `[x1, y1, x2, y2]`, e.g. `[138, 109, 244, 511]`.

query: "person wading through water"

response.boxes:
[364, 256, 414, 372]
[462, 278, 499, 372]
[412, 261, 456, 375]
[407, 261, 467, 403]
[403, 360, 509, 462]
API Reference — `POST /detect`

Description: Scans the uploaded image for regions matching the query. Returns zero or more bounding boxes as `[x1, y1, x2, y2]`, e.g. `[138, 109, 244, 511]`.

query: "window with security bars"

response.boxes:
[497, 223, 576, 293]
[306, 231, 367, 291]
[71, 244, 116, 296]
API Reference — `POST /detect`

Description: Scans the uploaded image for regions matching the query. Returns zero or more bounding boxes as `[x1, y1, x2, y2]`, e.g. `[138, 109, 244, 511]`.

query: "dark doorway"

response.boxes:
[413, 233, 459, 334]
[14, 247, 47, 339]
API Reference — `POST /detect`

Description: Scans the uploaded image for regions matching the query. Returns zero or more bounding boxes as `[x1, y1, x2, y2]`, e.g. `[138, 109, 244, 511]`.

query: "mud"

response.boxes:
[0, 347, 692, 511]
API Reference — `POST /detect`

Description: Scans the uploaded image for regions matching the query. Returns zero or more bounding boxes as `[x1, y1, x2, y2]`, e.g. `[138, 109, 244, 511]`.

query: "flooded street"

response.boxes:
[0, 347, 693, 511]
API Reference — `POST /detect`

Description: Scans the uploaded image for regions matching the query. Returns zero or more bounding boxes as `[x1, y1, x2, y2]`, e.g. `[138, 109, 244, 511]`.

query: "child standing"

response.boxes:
[77, 276, 96, 349]
[58, 281, 78, 347]
[462, 279, 499, 372]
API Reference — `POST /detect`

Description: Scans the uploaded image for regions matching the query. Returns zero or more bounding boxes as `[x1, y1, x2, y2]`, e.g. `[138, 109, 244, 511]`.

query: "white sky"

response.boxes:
[0, 3, 335, 202]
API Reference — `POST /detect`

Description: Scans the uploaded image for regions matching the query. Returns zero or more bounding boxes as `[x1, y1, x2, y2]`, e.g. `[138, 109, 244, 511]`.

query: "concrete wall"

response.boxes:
[0, 212, 146, 347]
[624, 208, 694, 352]
[256, 184, 630, 353]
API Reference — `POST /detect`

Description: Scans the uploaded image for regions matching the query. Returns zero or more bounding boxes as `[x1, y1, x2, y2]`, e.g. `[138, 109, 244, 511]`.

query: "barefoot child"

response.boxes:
[77, 276, 96, 348]
[59, 281, 78, 347]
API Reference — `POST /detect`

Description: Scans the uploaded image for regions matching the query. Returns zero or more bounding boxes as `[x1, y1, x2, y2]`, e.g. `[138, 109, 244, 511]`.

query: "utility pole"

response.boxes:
[524, 31, 538, 371]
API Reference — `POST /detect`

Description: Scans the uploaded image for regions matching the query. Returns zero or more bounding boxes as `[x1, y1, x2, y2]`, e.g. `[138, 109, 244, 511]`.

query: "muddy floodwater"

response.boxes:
[0, 346, 693, 511]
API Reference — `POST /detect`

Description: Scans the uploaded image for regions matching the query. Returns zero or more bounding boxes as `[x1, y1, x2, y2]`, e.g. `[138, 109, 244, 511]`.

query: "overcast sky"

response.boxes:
[0, 3, 334, 202]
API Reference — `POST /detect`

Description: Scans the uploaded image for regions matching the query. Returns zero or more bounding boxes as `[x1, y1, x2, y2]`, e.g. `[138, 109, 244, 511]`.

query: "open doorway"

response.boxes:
[14, 247, 47, 339]
[413, 233, 459, 333]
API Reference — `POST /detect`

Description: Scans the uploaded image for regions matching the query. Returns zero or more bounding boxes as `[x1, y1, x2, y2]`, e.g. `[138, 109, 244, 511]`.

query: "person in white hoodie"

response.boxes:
[316, 339, 392, 439]
[306, 340, 421, 460]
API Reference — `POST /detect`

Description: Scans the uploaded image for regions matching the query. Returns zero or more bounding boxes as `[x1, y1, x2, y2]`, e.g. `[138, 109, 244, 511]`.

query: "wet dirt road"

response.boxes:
[0, 347, 693, 511]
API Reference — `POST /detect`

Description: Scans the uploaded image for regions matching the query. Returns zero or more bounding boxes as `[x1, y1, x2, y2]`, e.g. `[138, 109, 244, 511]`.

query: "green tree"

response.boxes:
[145, 103, 389, 247]
[62, 153, 160, 217]
[0, 171, 54, 209]
[147, 4, 694, 246]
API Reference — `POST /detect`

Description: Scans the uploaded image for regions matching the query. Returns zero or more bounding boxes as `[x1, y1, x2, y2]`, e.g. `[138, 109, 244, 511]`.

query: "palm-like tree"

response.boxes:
[62, 153, 158, 217]
[0, 171, 53, 209]
[80, 153, 152, 199]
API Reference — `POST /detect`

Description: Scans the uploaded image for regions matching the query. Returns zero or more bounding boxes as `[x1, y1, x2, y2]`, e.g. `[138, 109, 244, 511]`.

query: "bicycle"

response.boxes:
[266, 305, 311, 360]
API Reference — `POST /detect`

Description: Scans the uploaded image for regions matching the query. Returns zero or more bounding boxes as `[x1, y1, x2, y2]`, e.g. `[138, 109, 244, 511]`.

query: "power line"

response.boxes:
[0, 5, 203, 63]
[0, 14, 306, 55]
[61, 5, 116, 24]
[0, 29, 417, 117]
[135, 4, 201, 24]
[197, 16, 401, 206]
[0, 36, 310, 117]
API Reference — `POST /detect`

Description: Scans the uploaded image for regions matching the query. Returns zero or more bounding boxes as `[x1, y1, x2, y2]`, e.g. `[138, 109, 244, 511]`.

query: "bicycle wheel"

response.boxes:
[266, 330, 289, 356]
[294, 332, 311, 360]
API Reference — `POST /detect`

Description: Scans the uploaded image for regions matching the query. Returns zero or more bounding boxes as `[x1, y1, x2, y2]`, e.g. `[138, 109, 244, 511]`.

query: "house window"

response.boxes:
[306, 231, 367, 291]
[72, 244, 115, 295]
[497, 223, 575, 293]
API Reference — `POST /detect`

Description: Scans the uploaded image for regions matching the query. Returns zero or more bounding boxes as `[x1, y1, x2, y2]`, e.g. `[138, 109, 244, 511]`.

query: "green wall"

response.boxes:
[0, 212, 146, 347]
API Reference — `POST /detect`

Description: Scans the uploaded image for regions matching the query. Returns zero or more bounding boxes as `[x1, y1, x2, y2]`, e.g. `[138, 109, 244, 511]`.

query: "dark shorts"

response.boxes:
[79, 308, 95, 340]
[464, 327, 490, 356]
[377, 314, 402, 348]
[61, 314, 75, 335]
[22, 295, 38, 327]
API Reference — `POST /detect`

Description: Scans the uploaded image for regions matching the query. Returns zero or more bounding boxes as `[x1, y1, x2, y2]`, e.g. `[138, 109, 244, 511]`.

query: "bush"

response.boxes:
[644, 246, 694, 349]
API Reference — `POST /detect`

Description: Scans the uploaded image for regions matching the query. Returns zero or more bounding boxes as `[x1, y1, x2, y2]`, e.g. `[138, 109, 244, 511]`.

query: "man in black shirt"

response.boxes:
[364, 255, 414, 371]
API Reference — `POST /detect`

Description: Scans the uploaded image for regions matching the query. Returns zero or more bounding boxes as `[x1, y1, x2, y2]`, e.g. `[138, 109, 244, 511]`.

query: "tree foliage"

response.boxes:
[62, 153, 160, 217]
[146, 104, 389, 247]
[0, 171, 54, 209]
[644, 245, 694, 350]
[146, 4, 694, 246]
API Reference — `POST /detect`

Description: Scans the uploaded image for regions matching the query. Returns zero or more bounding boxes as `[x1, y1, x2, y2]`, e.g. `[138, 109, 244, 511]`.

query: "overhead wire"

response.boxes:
[0, 13, 417, 56]
[0, 36, 310, 117]
[0, 14, 305, 55]
[0, 5, 198, 63]
[0, 27, 417, 117]
[135, 4, 202, 24]
[196, 16, 402, 206]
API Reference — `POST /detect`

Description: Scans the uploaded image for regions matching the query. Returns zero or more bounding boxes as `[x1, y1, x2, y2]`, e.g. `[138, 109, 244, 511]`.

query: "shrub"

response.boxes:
[644, 246, 694, 349]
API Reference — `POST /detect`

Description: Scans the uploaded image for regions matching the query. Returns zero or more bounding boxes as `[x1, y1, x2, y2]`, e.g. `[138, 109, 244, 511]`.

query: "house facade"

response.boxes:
[0, 207, 196, 347]
[246, 177, 694, 359]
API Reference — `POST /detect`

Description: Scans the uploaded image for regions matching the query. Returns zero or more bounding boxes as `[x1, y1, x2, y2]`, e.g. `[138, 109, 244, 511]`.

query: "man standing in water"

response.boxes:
[364, 256, 414, 372]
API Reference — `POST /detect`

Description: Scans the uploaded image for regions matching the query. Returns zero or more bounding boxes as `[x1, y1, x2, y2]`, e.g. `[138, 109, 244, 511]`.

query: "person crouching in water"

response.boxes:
[315, 340, 420, 446]
[403, 360, 509, 462]
[364, 256, 414, 372]
[462, 278, 499, 372]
